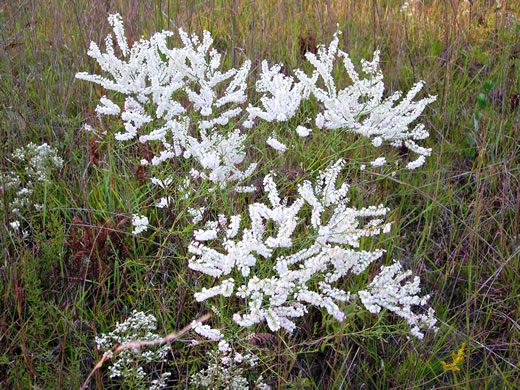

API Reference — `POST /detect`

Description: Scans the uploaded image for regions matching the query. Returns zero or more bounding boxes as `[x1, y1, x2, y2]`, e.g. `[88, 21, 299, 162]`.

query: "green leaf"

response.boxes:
[483, 81, 494, 93]
[477, 93, 488, 109]
[465, 131, 477, 158]
[465, 131, 477, 147]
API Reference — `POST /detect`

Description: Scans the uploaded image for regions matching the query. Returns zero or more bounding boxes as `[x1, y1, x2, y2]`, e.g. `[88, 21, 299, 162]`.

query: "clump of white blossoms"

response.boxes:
[131, 214, 149, 235]
[95, 310, 171, 389]
[266, 136, 287, 152]
[0, 142, 63, 229]
[190, 348, 251, 389]
[243, 60, 306, 126]
[358, 260, 437, 339]
[76, 14, 255, 189]
[190, 349, 270, 389]
[189, 321, 269, 389]
[76, 14, 437, 204]
[247, 31, 436, 169]
[77, 14, 439, 387]
[188, 159, 437, 338]
[401, 0, 420, 15]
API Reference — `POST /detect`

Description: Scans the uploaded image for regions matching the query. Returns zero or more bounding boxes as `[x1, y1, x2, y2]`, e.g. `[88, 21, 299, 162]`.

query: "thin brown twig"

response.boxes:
[80, 313, 211, 390]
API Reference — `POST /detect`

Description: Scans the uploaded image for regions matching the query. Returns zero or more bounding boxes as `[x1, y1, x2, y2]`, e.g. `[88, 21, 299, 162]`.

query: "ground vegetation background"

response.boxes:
[1, 0, 519, 388]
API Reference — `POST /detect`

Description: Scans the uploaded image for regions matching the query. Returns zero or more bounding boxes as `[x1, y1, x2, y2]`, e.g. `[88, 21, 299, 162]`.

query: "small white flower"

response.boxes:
[155, 197, 171, 208]
[218, 340, 231, 353]
[131, 214, 149, 234]
[372, 137, 383, 147]
[233, 353, 244, 363]
[296, 125, 311, 137]
[191, 321, 223, 341]
[96, 96, 121, 116]
[83, 124, 94, 132]
[370, 157, 386, 167]
[194, 228, 218, 241]
[406, 155, 426, 170]
[242, 119, 254, 128]
[234, 185, 256, 193]
[188, 207, 205, 224]
[266, 136, 287, 152]
[315, 113, 325, 129]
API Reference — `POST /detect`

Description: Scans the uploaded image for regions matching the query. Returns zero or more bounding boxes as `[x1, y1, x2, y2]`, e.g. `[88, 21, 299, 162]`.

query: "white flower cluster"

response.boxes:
[77, 14, 437, 205]
[244, 60, 306, 125]
[401, 0, 420, 15]
[358, 261, 438, 339]
[149, 372, 172, 390]
[190, 348, 266, 389]
[76, 14, 255, 188]
[0, 142, 63, 229]
[247, 31, 436, 168]
[131, 214, 149, 235]
[9, 220, 21, 230]
[189, 328, 269, 389]
[191, 320, 224, 341]
[266, 136, 287, 152]
[95, 310, 170, 388]
[78, 15, 439, 387]
[189, 159, 407, 333]
[370, 157, 386, 167]
[188, 206, 206, 224]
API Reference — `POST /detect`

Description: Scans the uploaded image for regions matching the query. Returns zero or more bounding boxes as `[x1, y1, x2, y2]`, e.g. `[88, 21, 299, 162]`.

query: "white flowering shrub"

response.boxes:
[77, 13, 436, 202]
[189, 321, 270, 389]
[188, 159, 436, 337]
[247, 31, 436, 169]
[190, 347, 251, 389]
[76, 14, 255, 189]
[76, 13, 439, 388]
[0, 142, 63, 232]
[358, 260, 437, 339]
[95, 310, 171, 389]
